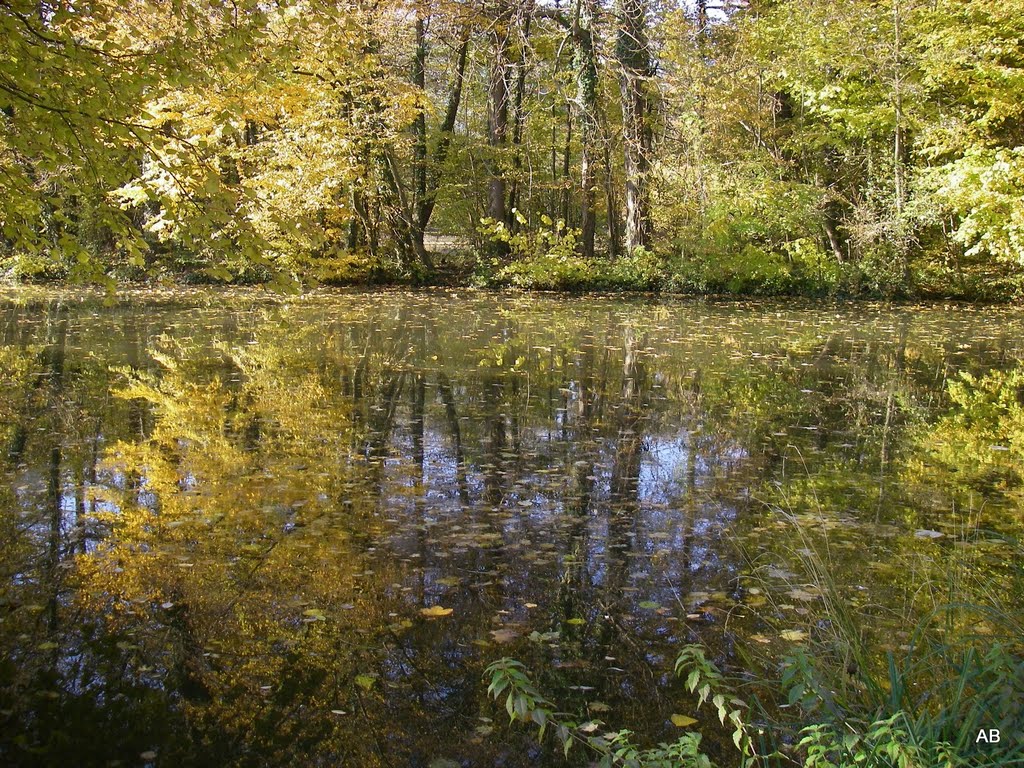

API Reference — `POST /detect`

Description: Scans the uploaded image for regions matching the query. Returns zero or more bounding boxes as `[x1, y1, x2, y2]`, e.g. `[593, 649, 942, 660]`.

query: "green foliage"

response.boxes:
[653, 0, 1024, 298]
[479, 214, 585, 289]
[923, 148, 1024, 266]
[484, 648, 755, 767]
[913, 0, 1024, 269]
[777, 633, 1024, 767]
[795, 715, 932, 768]
[759, 495, 1024, 768]
[674, 646, 757, 759]
[489, 631, 1024, 767]
[479, 216, 667, 291]
[0, 0, 278, 279]
[668, 238, 860, 297]
[604, 247, 671, 291]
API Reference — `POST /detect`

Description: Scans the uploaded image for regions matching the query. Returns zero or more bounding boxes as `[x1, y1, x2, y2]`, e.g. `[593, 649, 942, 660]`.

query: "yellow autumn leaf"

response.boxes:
[671, 714, 698, 727]
[420, 605, 454, 618]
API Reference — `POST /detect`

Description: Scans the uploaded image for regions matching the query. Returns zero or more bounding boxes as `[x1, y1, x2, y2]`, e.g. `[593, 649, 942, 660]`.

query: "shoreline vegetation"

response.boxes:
[3, 280, 1021, 309]
[2, 1, 1022, 302]
[4, 254, 1023, 303]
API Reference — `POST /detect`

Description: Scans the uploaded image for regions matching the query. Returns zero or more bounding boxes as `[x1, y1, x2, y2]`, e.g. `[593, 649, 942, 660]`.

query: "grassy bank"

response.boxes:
[4, 246, 1023, 302]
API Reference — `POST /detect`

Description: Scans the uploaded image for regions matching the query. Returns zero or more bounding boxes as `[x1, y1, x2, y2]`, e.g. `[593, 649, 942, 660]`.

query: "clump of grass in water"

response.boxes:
[484, 518, 1024, 766]
[762, 506, 1024, 767]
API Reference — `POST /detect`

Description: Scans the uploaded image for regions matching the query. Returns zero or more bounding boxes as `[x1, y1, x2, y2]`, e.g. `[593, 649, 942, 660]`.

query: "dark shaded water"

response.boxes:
[1, 288, 1022, 766]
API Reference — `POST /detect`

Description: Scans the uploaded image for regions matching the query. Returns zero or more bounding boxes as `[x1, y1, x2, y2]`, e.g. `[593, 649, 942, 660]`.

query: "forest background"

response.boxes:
[2, 0, 1023, 298]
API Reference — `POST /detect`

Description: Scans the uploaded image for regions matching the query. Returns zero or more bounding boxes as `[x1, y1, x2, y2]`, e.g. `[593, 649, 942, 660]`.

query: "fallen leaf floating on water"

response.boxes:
[671, 714, 698, 727]
[489, 628, 520, 643]
[354, 674, 376, 691]
[420, 605, 454, 618]
[786, 588, 819, 601]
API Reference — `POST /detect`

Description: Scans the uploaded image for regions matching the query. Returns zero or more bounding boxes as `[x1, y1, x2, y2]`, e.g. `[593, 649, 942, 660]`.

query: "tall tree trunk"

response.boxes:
[573, 0, 599, 259]
[603, 128, 622, 258]
[823, 199, 847, 263]
[487, 0, 512, 235]
[420, 34, 471, 231]
[560, 105, 572, 225]
[412, 7, 428, 256]
[508, 4, 534, 229]
[696, 0, 709, 37]
[616, 0, 653, 253]
[382, 150, 431, 269]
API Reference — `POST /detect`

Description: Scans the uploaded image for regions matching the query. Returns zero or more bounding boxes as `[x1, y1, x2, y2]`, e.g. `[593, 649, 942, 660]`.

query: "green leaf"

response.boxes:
[355, 674, 376, 691]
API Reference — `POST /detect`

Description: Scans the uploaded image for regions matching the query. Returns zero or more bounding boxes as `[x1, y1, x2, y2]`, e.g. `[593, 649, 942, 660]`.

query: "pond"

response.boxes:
[1, 288, 1022, 767]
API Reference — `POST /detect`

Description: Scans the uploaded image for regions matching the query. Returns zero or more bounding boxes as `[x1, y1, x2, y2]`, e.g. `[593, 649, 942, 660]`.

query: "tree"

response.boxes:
[616, 0, 653, 253]
[914, 0, 1024, 270]
[0, 0, 273, 279]
[573, 0, 601, 258]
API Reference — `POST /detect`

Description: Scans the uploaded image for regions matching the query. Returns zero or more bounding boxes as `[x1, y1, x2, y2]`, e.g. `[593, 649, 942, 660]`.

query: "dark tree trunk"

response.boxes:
[382, 150, 431, 269]
[508, 5, 534, 229]
[560, 105, 572, 225]
[616, 0, 653, 253]
[823, 200, 847, 263]
[420, 34, 471, 231]
[604, 129, 622, 258]
[573, 0, 599, 259]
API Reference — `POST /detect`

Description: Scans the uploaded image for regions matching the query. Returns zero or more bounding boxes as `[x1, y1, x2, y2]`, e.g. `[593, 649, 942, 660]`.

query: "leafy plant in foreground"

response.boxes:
[484, 648, 757, 767]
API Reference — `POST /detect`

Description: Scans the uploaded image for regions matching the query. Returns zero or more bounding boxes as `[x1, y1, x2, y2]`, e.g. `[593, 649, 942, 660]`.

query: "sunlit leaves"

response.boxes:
[0, 0, 277, 274]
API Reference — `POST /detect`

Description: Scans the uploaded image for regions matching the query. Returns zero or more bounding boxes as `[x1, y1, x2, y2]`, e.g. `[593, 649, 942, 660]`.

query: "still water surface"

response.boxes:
[1, 288, 1022, 766]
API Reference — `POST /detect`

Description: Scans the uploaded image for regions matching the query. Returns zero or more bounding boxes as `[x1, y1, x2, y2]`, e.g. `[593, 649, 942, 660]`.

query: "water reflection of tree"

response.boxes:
[0, 299, 173, 765]
[2, 295, 1023, 766]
